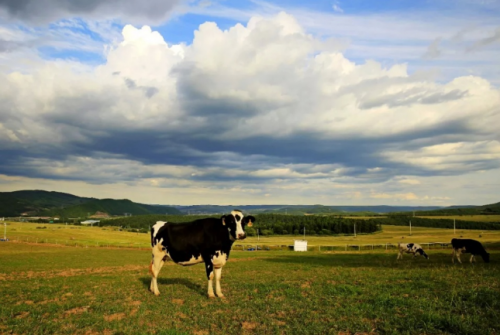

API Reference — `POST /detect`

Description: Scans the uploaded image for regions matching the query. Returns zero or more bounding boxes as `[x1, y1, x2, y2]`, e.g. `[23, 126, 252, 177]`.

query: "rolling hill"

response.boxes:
[407, 202, 500, 216]
[0, 190, 181, 217]
[1, 189, 498, 218]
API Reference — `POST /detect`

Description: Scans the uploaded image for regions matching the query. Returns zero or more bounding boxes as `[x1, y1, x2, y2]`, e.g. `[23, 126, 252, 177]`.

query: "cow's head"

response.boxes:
[483, 252, 490, 263]
[222, 210, 256, 241]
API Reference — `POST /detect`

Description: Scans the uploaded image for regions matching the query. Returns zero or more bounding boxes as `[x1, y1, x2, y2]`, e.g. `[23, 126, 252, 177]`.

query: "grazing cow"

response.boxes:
[397, 243, 429, 260]
[451, 238, 490, 263]
[149, 210, 255, 298]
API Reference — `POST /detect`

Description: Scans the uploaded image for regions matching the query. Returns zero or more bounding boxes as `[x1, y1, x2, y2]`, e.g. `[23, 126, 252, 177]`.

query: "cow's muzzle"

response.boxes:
[237, 233, 246, 240]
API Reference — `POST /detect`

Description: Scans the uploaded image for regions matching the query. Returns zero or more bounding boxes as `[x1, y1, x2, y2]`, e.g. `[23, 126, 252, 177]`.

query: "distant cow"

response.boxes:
[397, 243, 429, 260]
[451, 238, 490, 263]
[149, 210, 255, 298]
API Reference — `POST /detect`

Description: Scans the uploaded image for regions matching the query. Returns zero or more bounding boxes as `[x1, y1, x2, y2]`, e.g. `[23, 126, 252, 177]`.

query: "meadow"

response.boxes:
[1, 222, 500, 334]
[4, 221, 500, 249]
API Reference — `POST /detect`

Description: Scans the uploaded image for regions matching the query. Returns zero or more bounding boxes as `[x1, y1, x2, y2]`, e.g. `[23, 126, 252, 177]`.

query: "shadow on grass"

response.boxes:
[139, 277, 206, 297]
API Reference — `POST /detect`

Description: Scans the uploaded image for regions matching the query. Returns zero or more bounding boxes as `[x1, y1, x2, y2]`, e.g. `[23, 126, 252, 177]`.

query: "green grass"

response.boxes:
[1, 243, 500, 334]
[6, 222, 500, 249]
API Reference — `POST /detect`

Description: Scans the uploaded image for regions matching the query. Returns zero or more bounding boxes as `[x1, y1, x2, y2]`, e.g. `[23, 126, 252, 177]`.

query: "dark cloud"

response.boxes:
[124, 78, 159, 98]
[0, 112, 484, 186]
[422, 37, 442, 60]
[0, 39, 33, 52]
[466, 27, 500, 52]
[0, 0, 181, 24]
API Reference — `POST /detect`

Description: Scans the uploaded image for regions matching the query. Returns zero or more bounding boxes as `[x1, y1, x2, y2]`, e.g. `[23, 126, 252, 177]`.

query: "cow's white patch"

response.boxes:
[178, 254, 204, 266]
[212, 251, 227, 268]
[231, 210, 245, 237]
[152, 221, 166, 240]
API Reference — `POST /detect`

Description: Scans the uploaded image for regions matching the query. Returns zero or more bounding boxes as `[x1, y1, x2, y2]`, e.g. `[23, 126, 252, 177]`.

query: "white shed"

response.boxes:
[294, 240, 308, 252]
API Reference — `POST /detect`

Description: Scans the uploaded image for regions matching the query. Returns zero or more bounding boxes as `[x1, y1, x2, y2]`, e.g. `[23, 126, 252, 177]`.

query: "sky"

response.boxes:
[0, 0, 499, 206]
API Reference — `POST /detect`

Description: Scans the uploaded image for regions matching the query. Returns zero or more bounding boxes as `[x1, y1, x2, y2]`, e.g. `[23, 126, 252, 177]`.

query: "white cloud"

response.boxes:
[398, 179, 421, 185]
[332, 2, 343, 13]
[1, 13, 500, 205]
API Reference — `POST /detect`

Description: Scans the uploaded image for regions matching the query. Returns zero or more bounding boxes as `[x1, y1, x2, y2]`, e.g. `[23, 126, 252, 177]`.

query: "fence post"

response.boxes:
[319, 246, 321, 252]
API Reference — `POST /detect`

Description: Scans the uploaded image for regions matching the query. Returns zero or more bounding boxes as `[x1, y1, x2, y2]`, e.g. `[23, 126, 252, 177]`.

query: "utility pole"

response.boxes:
[303, 227, 306, 239]
[410, 220, 412, 236]
[2, 218, 6, 240]
[257, 228, 260, 241]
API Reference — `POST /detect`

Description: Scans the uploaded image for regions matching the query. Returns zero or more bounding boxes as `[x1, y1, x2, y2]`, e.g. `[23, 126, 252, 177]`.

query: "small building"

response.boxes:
[81, 220, 100, 226]
[294, 240, 308, 252]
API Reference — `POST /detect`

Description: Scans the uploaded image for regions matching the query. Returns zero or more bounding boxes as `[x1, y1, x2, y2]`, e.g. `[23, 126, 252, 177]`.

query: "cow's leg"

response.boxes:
[470, 254, 475, 263]
[452, 249, 456, 263]
[397, 250, 402, 260]
[456, 249, 462, 264]
[204, 260, 215, 298]
[214, 267, 223, 297]
[150, 245, 166, 296]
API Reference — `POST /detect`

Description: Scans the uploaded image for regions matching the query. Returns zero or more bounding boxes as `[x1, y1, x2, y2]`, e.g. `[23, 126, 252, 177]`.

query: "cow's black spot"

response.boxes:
[407, 243, 414, 249]
[234, 214, 241, 221]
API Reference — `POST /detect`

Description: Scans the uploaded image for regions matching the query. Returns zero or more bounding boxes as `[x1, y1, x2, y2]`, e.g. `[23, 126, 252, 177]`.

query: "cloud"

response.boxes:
[0, 13, 499, 204]
[422, 37, 442, 59]
[466, 27, 500, 52]
[398, 179, 421, 185]
[0, 0, 181, 25]
[332, 2, 343, 13]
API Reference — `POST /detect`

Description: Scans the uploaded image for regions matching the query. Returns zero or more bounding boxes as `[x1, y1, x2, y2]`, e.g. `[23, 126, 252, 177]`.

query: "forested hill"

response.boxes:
[0, 190, 93, 217]
[176, 204, 445, 215]
[0, 190, 180, 217]
[41, 199, 181, 218]
[401, 202, 500, 216]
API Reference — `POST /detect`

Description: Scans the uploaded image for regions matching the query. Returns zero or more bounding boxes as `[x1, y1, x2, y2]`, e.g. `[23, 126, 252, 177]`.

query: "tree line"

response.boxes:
[371, 216, 500, 230]
[99, 213, 380, 236]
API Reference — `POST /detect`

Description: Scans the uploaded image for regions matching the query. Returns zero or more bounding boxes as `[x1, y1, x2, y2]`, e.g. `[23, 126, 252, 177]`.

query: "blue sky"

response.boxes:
[20, 0, 499, 84]
[0, 0, 499, 205]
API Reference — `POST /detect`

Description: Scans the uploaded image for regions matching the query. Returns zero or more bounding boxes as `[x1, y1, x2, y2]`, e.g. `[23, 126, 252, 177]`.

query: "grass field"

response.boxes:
[2, 222, 500, 334]
[1, 243, 500, 334]
[4, 221, 500, 248]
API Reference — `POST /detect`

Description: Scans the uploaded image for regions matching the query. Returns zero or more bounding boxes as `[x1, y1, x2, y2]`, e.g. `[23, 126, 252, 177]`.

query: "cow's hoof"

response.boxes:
[154, 291, 161, 296]
[208, 294, 216, 299]
[217, 294, 225, 298]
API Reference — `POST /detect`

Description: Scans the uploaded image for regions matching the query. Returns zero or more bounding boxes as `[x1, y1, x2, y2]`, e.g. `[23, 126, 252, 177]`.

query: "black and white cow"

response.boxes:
[149, 210, 255, 298]
[397, 243, 429, 260]
[451, 238, 490, 263]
